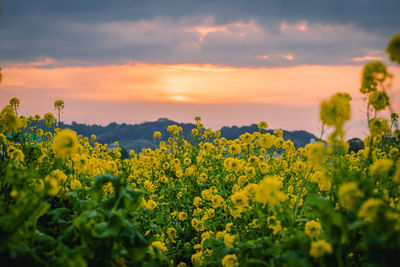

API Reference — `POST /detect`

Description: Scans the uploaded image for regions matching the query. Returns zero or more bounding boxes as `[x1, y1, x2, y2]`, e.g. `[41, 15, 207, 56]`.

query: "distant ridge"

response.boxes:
[37, 118, 318, 152]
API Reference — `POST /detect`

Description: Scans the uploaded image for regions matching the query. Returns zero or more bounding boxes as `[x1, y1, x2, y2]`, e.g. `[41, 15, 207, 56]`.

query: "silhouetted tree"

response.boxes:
[347, 138, 364, 154]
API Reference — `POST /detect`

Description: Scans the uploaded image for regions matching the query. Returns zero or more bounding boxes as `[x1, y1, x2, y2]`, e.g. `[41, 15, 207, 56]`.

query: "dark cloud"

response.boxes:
[0, 0, 399, 67]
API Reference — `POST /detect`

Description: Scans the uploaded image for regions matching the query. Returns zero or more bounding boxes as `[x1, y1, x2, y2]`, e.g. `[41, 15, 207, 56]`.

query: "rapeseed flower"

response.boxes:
[222, 254, 239, 267]
[358, 198, 382, 222]
[1, 105, 22, 132]
[338, 182, 362, 211]
[309, 240, 332, 258]
[255, 176, 287, 206]
[320, 93, 351, 129]
[369, 159, 393, 178]
[178, 211, 187, 221]
[52, 129, 78, 158]
[369, 118, 391, 136]
[231, 190, 248, 208]
[150, 241, 167, 253]
[305, 220, 322, 238]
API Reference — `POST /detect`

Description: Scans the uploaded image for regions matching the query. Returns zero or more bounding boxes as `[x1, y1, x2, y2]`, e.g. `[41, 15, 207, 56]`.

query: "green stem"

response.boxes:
[294, 168, 312, 219]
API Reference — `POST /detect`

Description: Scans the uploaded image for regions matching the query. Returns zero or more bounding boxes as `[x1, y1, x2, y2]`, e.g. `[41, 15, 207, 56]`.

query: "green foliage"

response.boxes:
[0, 130, 146, 266]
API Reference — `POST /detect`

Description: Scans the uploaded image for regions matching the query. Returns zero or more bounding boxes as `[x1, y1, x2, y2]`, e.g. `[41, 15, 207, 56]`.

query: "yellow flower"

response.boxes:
[258, 121, 268, 130]
[7, 146, 24, 162]
[193, 197, 203, 207]
[191, 128, 199, 136]
[1, 105, 22, 132]
[358, 198, 382, 222]
[231, 190, 248, 208]
[259, 133, 274, 148]
[45, 176, 59, 196]
[44, 112, 55, 127]
[369, 159, 393, 178]
[147, 199, 157, 210]
[166, 227, 177, 243]
[244, 183, 258, 201]
[144, 180, 156, 193]
[191, 251, 204, 266]
[237, 175, 248, 187]
[162, 162, 170, 170]
[52, 129, 78, 158]
[226, 222, 233, 232]
[160, 176, 168, 184]
[178, 211, 187, 221]
[255, 176, 287, 206]
[10, 189, 18, 198]
[369, 118, 391, 136]
[223, 233, 235, 248]
[70, 178, 81, 190]
[202, 208, 215, 221]
[191, 218, 205, 232]
[150, 241, 168, 253]
[305, 142, 325, 167]
[197, 173, 208, 185]
[211, 194, 225, 208]
[320, 92, 351, 129]
[142, 199, 157, 210]
[258, 162, 269, 174]
[338, 182, 362, 211]
[369, 91, 389, 111]
[244, 166, 256, 178]
[176, 169, 184, 178]
[228, 158, 242, 172]
[268, 219, 282, 235]
[274, 129, 283, 138]
[360, 61, 389, 94]
[153, 131, 162, 139]
[309, 240, 333, 258]
[240, 132, 252, 143]
[50, 169, 68, 184]
[387, 34, 400, 64]
[185, 166, 194, 176]
[184, 157, 192, 166]
[222, 254, 239, 267]
[200, 231, 213, 247]
[37, 129, 44, 137]
[305, 220, 322, 238]
[228, 144, 241, 155]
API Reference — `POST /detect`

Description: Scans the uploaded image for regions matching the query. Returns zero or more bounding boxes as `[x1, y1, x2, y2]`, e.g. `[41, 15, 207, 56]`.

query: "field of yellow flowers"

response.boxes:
[0, 34, 400, 266]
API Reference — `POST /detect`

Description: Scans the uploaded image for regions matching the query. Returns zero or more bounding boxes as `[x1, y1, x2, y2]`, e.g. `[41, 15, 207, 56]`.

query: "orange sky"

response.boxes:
[1, 61, 399, 138]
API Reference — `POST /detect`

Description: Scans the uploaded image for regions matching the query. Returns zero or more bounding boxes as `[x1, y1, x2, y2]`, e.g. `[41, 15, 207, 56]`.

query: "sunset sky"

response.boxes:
[1, 0, 399, 138]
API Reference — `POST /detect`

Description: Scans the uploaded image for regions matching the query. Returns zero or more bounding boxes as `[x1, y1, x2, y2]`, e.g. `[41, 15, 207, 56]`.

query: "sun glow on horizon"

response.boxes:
[1, 61, 399, 116]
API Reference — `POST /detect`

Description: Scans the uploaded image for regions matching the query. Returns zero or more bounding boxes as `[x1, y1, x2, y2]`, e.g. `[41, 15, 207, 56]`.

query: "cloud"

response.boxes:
[352, 50, 385, 62]
[0, 1, 398, 67]
[352, 56, 384, 62]
[5, 58, 59, 68]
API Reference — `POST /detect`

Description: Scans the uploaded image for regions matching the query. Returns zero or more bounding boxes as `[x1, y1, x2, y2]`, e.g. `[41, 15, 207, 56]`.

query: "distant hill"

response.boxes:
[37, 118, 318, 152]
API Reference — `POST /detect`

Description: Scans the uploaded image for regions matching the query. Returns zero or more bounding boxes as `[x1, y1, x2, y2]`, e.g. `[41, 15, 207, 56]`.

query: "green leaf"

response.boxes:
[90, 174, 118, 201]
[91, 210, 124, 239]
[122, 189, 143, 211]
